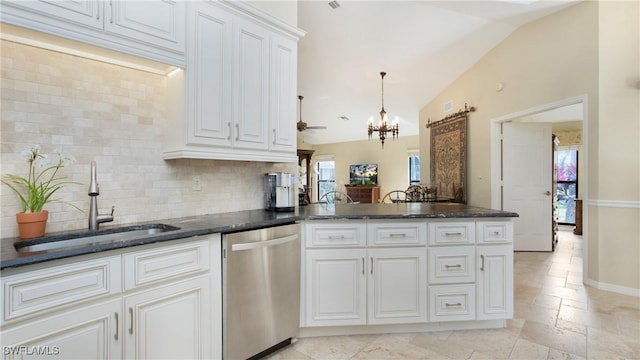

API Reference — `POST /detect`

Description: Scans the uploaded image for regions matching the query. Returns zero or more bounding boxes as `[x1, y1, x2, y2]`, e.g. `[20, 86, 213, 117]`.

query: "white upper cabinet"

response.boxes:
[269, 33, 298, 152]
[1, 0, 186, 66]
[185, 1, 233, 147]
[105, 1, 185, 55]
[163, 1, 304, 162]
[233, 16, 270, 150]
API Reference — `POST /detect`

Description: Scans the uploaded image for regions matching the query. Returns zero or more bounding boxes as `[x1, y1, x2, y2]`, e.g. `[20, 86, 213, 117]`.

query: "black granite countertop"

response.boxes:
[1, 203, 517, 270]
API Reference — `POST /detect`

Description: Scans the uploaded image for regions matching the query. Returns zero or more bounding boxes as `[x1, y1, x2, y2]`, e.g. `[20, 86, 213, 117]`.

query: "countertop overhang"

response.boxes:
[1, 203, 517, 270]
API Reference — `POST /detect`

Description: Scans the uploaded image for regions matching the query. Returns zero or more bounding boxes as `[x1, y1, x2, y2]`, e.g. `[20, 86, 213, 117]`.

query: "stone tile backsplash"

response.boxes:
[0, 40, 295, 239]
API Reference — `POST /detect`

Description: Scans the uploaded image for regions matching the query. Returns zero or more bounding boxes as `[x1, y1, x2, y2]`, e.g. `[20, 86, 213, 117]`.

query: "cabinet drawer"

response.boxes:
[428, 284, 476, 322]
[428, 222, 475, 245]
[2, 256, 121, 323]
[477, 221, 513, 244]
[304, 222, 366, 248]
[367, 222, 427, 246]
[124, 239, 210, 290]
[428, 246, 475, 284]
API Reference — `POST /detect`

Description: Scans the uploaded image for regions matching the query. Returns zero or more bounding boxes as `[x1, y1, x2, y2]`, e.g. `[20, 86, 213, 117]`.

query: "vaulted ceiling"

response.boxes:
[296, 0, 580, 145]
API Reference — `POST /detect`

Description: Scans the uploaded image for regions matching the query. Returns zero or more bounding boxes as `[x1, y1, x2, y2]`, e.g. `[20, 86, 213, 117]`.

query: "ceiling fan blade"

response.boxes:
[297, 95, 327, 132]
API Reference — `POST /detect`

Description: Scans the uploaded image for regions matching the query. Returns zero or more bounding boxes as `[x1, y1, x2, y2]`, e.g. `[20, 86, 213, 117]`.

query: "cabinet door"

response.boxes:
[2, 0, 102, 30]
[1, 298, 122, 360]
[124, 276, 211, 360]
[477, 246, 513, 320]
[187, 1, 233, 147]
[105, 0, 185, 54]
[368, 248, 427, 324]
[269, 33, 297, 152]
[304, 249, 366, 326]
[233, 17, 269, 150]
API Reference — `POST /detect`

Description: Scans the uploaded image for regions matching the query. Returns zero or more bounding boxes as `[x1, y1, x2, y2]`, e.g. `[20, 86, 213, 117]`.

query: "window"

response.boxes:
[316, 160, 335, 201]
[556, 149, 578, 225]
[408, 151, 420, 186]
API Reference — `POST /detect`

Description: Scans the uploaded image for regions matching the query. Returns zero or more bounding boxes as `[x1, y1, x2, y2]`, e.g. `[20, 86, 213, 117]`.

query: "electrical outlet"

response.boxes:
[192, 175, 202, 191]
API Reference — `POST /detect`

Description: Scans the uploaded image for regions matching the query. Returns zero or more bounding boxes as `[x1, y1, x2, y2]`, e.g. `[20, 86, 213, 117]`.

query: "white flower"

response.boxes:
[59, 152, 76, 166]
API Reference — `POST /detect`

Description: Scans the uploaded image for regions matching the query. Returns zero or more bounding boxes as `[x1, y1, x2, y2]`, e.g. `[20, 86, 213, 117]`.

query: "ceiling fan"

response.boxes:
[297, 95, 327, 132]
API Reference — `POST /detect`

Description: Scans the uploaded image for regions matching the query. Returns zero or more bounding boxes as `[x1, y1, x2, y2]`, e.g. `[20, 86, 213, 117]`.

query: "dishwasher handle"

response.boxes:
[231, 234, 298, 252]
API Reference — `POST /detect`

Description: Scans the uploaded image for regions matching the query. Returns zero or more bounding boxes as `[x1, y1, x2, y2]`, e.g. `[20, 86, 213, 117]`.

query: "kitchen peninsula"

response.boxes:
[1, 203, 517, 359]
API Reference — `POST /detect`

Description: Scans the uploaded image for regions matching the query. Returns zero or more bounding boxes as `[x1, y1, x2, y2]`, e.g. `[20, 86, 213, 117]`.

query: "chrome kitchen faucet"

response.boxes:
[88, 161, 114, 231]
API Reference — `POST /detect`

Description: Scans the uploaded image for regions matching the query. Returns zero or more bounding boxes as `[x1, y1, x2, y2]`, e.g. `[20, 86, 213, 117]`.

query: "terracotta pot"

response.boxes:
[16, 210, 48, 239]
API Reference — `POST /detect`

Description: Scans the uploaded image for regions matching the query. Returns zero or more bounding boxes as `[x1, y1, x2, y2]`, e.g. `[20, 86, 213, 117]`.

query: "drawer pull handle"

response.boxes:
[370, 257, 373, 275]
[493, 231, 501, 235]
[114, 312, 119, 340]
[444, 232, 463, 236]
[389, 233, 407, 238]
[445, 302, 463, 307]
[362, 257, 365, 275]
[480, 255, 485, 271]
[444, 264, 462, 269]
[327, 235, 346, 240]
[129, 307, 134, 335]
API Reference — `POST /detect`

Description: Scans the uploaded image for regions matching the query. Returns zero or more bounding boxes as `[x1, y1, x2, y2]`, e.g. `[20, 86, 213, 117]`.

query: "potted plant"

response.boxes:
[2, 145, 80, 239]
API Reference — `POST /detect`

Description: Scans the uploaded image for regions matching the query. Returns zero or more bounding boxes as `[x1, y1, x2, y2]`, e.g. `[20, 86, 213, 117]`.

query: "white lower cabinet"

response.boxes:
[303, 221, 428, 327]
[477, 245, 514, 320]
[1, 235, 220, 360]
[305, 248, 426, 327]
[301, 219, 514, 332]
[1, 298, 122, 360]
[124, 276, 210, 360]
[305, 249, 367, 326]
[368, 248, 427, 324]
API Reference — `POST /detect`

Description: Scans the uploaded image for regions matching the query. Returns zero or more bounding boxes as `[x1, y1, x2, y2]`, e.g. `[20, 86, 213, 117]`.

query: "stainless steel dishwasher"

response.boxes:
[222, 223, 300, 360]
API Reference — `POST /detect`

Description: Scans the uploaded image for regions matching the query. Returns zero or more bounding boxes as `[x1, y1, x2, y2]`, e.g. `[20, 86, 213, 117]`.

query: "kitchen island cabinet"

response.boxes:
[299, 216, 515, 336]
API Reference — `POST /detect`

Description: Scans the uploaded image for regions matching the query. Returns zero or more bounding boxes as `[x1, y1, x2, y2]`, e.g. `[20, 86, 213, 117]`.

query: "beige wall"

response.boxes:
[589, 0, 639, 292]
[0, 41, 295, 238]
[419, 1, 599, 208]
[306, 136, 419, 201]
[419, 1, 639, 293]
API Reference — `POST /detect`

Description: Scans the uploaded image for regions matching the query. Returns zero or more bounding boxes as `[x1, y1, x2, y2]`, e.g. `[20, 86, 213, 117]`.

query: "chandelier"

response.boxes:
[368, 71, 399, 148]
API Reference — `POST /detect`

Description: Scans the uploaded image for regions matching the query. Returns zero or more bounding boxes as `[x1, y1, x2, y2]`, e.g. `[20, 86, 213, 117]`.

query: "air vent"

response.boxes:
[328, 1, 340, 9]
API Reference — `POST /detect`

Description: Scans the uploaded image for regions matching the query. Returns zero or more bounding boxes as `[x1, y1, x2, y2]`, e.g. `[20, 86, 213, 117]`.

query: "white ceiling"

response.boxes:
[296, 0, 580, 145]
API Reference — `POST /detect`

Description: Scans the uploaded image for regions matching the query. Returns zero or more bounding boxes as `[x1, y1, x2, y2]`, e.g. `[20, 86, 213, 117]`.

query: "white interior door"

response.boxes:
[503, 122, 553, 251]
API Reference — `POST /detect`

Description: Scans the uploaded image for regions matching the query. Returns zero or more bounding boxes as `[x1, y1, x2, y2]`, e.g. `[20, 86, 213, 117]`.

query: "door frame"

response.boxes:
[490, 95, 589, 280]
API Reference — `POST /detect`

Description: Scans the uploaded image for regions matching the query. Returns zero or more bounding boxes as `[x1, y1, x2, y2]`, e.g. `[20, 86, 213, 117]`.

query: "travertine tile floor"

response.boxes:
[269, 226, 640, 359]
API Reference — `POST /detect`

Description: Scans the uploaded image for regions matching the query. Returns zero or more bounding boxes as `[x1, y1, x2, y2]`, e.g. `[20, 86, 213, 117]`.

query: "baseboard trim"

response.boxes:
[585, 199, 640, 208]
[585, 278, 640, 297]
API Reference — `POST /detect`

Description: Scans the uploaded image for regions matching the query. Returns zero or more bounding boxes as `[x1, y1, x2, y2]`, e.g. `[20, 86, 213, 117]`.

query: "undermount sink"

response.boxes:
[15, 223, 181, 253]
